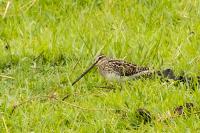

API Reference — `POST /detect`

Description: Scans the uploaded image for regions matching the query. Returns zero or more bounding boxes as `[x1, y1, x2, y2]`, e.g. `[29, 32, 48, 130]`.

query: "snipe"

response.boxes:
[72, 54, 153, 86]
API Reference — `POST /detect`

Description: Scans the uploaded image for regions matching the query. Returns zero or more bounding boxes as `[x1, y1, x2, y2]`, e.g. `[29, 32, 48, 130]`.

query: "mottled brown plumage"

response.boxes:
[95, 54, 152, 80]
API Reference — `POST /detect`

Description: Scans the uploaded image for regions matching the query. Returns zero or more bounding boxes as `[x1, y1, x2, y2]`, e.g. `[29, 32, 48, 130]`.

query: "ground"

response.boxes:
[0, 0, 200, 132]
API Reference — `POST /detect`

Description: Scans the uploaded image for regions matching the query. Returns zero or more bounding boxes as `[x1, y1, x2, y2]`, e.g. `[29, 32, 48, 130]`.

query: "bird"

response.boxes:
[95, 54, 153, 81]
[72, 54, 154, 85]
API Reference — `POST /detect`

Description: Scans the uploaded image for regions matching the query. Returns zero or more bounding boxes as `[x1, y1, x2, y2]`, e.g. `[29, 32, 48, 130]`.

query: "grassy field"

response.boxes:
[0, 0, 200, 132]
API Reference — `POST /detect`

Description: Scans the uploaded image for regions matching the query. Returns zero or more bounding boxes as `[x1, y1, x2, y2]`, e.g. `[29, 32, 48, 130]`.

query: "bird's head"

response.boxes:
[95, 54, 107, 65]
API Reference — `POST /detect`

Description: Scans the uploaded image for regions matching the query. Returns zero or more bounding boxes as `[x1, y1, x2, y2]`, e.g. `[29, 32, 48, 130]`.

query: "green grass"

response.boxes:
[0, 0, 200, 132]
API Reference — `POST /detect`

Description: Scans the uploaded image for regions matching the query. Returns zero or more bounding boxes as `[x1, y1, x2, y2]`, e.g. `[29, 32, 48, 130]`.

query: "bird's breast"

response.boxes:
[102, 72, 121, 81]
[97, 66, 121, 81]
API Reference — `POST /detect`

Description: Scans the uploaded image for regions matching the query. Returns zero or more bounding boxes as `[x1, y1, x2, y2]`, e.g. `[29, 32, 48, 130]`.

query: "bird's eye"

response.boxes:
[98, 56, 102, 60]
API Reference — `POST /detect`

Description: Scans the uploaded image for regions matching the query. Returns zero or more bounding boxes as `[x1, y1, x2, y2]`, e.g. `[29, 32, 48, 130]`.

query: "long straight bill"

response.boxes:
[72, 61, 98, 86]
